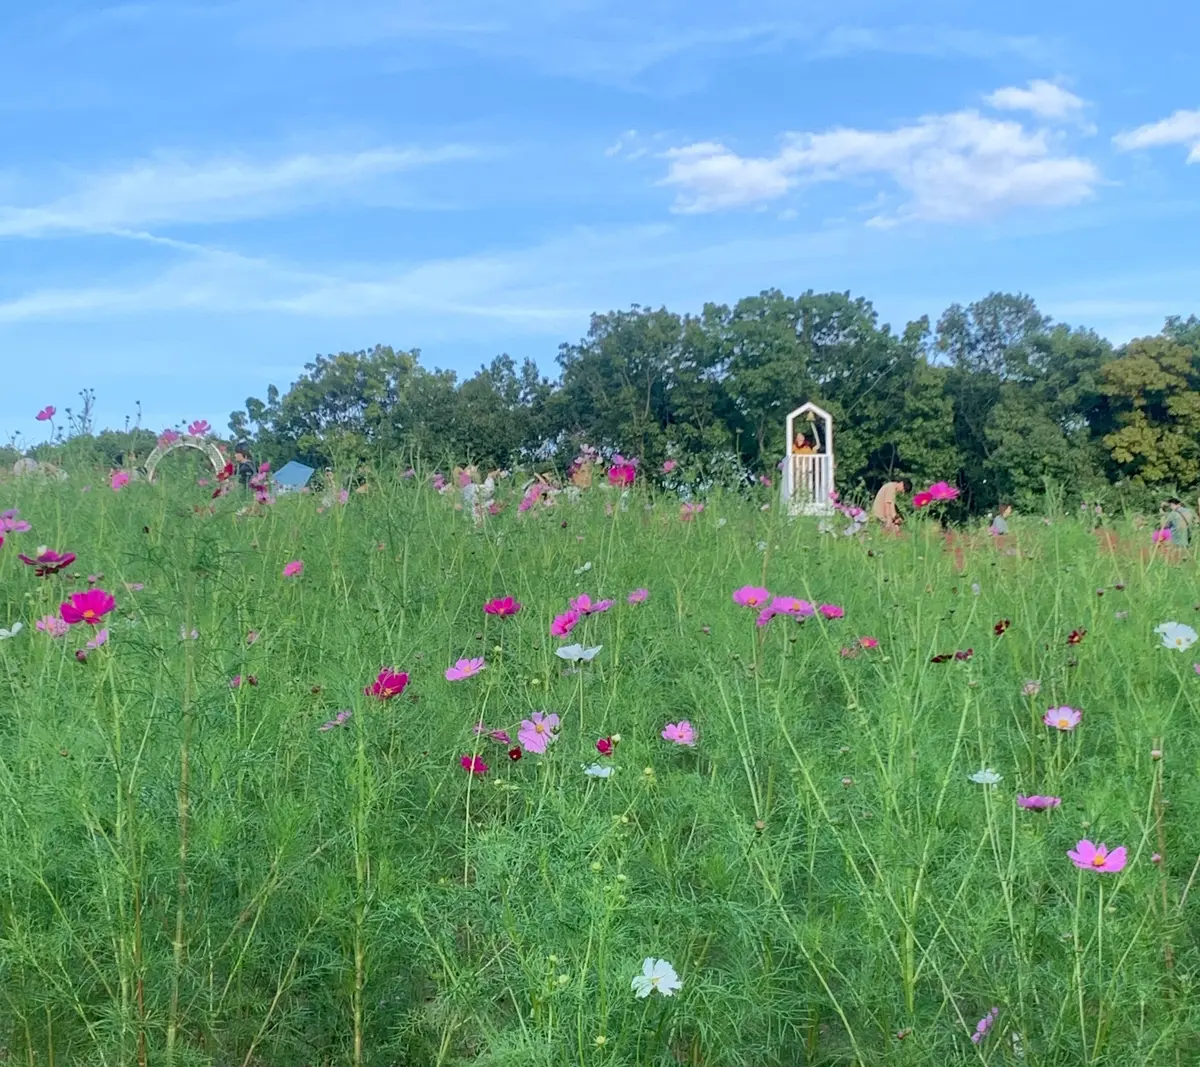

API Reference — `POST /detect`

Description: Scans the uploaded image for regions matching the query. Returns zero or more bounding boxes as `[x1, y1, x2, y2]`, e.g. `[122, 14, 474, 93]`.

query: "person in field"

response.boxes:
[233, 443, 255, 488]
[1163, 498, 1194, 547]
[989, 503, 1013, 535]
[871, 480, 907, 532]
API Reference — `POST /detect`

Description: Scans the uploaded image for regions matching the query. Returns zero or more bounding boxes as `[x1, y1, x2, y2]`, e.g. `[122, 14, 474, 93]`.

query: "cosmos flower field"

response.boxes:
[0, 473, 1198, 1066]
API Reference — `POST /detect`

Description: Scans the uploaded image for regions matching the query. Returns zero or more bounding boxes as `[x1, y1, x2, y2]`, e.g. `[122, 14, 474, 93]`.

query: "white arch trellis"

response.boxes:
[781, 402, 834, 516]
[141, 435, 227, 483]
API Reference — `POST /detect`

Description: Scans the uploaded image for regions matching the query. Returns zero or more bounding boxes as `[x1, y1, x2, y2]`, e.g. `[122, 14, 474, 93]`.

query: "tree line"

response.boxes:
[223, 290, 1200, 514]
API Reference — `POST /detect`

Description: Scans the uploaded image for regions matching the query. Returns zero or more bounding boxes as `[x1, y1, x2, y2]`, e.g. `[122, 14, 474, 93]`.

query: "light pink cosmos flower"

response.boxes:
[769, 596, 814, 618]
[1068, 839, 1127, 873]
[1043, 706, 1082, 731]
[551, 609, 581, 637]
[818, 603, 845, 619]
[518, 711, 561, 754]
[0, 509, 32, 533]
[159, 429, 181, 447]
[627, 588, 649, 604]
[1017, 794, 1061, 810]
[282, 560, 304, 578]
[110, 470, 130, 492]
[1022, 680, 1042, 697]
[971, 1008, 999, 1045]
[85, 629, 109, 650]
[662, 721, 696, 746]
[445, 657, 486, 681]
[732, 586, 770, 608]
[460, 754, 488, 776]
[662, 459, 677, 473]
[36, 615, 69, 637]
[570, 594, 614, 615]
[319, 710, 352, 731]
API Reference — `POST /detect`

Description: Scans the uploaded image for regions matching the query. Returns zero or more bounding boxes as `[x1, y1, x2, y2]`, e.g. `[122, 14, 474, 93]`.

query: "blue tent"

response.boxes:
[274, 460, 315, 493]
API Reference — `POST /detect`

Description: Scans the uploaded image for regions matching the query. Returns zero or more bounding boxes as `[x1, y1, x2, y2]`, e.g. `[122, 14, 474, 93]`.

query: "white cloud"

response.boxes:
[1113, 109, 1200, 163]
[659, 105, 1100, 223]
[0, 145, 480, 238]
[985, 80, 1084, 121]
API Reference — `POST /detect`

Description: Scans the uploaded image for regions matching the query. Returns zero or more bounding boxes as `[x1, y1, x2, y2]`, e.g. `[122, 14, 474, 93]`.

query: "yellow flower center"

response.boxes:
[535, 723, 544, 733]
[1057, 718, 1069, 728]
[82, 609, 95, 620]
[1092, 852, 1107, 867]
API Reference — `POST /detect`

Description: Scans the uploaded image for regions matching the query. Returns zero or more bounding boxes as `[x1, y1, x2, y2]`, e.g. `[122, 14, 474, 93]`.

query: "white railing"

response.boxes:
[783, 453, 834, 514]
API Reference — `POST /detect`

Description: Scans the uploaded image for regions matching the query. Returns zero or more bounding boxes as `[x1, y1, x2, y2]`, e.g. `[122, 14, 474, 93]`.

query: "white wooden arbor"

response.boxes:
[781, 403, 834, 516]
[142, 435, 227, 483]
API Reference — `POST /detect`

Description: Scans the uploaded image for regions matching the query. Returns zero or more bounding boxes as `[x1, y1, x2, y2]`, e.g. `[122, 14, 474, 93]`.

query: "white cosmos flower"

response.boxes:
[631, 957, 681, 998]
[970, 768, 1002, 786]
[574, 561, 593, 575]
[1154, 621, 1197, 651]
[556, 644, 602, 663]
[583, 763, 613, 778]
[0, 621, 24, 640]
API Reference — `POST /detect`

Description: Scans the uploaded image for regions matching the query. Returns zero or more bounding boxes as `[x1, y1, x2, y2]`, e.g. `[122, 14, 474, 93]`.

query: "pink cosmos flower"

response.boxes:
[158, 429, 181, 447]
[460, 754, 488, 776]
[971, 1008, 999, 1045]
[187, 419, 211, 436]
[680, 502, 704, 521]
[445, 657, 486, 681]
[732, 586, 771, 608]
[1017, 794, 1061, 810]
[662, 459, 677, 473]
[18, 548, 76, 576]
[912, 490, 933, 508]
[662, 720, 697, 746]
[124, 582, 144, 592]
[1152, 528, 1171, 544]
[110, 470, 130, 492]
[319, 710, 352, 731]
[1043, 706, 1082, 731]
[484, 596, 522, 616]
[758, 474, 772, 487]
[770, 596, 815, 618]
[35, 614, 69, 637]
[282, 560, 304, 578]
[1068, 839, 1127, 873]
[473, 723, 512, 744]
[927, 481, 959, 501]
[60, 589, 115, 626]
[365, 668, 409, 699]
[432, 473, 447, 491]
[551, 609, 581, 637]
[35, 406, 55, 421]
[627, 588, 649, 604]
[755, 607, 776, 627]
[859, 636, 879, 649]
[818, 603, 845, 620]
[0, 510, 31, 533]
[607, 462, 637, 487]
[85, 629, 109, 650]
[570, 594, 614, 615]
[518, 711, 561, 754]
[596, 736, 614, 756]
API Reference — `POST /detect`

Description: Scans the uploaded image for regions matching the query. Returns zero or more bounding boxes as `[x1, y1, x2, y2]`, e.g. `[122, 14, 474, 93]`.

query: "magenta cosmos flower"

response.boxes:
[282, 560, 304, 578]
[570, 593, 614, 615]
[662, 721, 696, 746]
[607, 462, 637, 487]
[1068, 839, 1127, 873]
[0, 510, 32, 533]
[460, 754, 488, 776]
[927, 480, 959, 501]
[60, 589, 115, 626]
[627, 588, 649, 604]
[110, 470, 130, 492]
[36, 405, 55, 421]
[445, 657, 486, 681]
[518, 711, 561, 754]
[484, 596, 521, 616]
[1017, 794, 1061, 810]
[365, 668, 409, 699]
[158, 429, 181, 447]
[187, 419, 211, 436]
[732, 586, 770, 609]
[18, 548, 76, 576]
[912, 490, 933, 508]
[818, 603, 845, 620]
[1043, 706, 1082, 731]
[551, 609, 581, 637]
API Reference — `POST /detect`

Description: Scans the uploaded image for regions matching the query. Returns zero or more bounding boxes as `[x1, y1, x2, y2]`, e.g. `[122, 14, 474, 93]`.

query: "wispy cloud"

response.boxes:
[658, 101, 1101, 224]
[1113, 109, 1200, 163]
[811, 24, 1054, 65]
[985, 80, 1084, 121]
[0, 145, 481, 238]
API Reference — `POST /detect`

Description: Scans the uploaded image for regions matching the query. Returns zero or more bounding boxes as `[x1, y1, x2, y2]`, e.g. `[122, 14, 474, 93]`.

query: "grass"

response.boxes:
[0, 470, 1198, 1066]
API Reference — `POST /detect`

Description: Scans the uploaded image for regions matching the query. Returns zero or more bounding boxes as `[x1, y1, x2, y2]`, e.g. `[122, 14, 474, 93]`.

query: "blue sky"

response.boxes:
[3, 0, 1200, 443]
